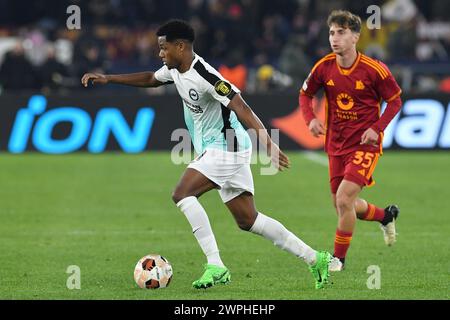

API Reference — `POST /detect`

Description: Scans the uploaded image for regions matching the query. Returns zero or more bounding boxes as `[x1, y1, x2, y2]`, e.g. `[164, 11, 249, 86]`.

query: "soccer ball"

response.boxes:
[134, 254, 173, 289]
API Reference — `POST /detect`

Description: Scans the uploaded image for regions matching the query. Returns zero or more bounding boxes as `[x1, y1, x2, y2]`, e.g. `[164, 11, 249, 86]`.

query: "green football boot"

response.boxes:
[309, 251, 332, 289]
[192, 264, 231, 289]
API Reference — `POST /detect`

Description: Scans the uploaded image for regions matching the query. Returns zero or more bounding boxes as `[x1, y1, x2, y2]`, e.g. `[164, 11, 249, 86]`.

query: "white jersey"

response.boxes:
[154, 54, 252, 154]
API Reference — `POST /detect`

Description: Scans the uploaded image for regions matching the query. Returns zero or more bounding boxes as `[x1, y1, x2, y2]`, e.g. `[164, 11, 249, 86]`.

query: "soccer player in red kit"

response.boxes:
[299, 10, 402, 270]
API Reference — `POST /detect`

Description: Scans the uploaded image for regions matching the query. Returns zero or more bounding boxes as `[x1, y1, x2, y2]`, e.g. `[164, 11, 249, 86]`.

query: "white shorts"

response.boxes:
[187, 148, 254, 203]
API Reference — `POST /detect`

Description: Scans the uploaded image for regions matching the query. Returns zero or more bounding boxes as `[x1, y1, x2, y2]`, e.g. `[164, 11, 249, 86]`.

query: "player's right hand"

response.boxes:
[81, 73, 108, 87]
[308, 118, 325, 137]
[269, 143, 291, 171]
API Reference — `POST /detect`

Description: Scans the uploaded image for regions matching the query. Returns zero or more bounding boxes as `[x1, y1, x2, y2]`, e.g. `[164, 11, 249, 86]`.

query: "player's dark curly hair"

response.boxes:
[327, 10, 361, 33]
[156, 19, 195, 43]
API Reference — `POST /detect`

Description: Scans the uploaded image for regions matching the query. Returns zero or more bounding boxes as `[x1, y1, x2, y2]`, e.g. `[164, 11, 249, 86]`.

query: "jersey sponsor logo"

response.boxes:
[326, 79, 335, 86]
[189, 89, 199, 101]
[336, 109, 358, 120]
[183, 99, 203, 113]
[214, 80, 232, 96]
[355, 80, 365, 90]
[336, 93, 354, 110]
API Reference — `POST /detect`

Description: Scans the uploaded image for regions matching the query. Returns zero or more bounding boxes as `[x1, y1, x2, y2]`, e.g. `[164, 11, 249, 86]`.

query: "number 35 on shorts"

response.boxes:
[352, 151, 375, 168]
[352, 151, 379, 179]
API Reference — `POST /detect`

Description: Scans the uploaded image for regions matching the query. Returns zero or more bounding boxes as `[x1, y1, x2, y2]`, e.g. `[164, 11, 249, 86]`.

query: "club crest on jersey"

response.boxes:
[189, 89, 199, 101]
[214, 80, 232, 96]
[355, 80, 365, 90]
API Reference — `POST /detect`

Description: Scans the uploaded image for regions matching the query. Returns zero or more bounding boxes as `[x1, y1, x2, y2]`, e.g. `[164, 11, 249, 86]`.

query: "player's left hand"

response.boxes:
[269, 143, 291, 171]
[360, 128, 379, 145]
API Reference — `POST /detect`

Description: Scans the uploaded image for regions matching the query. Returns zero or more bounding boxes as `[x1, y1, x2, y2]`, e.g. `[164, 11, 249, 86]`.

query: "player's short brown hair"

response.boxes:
[327, 10, 361, 33]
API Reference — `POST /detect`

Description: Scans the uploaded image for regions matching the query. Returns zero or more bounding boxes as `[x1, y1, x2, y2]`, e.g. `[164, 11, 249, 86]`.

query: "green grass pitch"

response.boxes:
[0, 151, 449, 299]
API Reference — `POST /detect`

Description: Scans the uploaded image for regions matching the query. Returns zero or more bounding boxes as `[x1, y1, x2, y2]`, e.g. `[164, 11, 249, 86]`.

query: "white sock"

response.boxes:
[176, 196, 225, 267]
[249, 212, 317, 265]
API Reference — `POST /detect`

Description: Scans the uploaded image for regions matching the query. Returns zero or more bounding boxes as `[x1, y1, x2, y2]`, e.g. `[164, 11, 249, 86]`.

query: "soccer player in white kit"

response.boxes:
[82, 20, 335, 289]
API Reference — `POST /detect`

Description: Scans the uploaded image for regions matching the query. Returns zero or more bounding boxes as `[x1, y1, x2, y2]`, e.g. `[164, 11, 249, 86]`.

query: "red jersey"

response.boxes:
[301, 52, 402, 156]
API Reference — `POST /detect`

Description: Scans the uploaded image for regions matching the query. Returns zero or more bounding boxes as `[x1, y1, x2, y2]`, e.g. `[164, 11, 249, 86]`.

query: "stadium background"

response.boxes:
[0, 0, 449, 301]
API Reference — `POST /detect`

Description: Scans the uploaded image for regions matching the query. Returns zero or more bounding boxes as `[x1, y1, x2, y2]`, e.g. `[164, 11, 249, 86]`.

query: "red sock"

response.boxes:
[334, 229, 353, 259]
[359, 203, 385, 222]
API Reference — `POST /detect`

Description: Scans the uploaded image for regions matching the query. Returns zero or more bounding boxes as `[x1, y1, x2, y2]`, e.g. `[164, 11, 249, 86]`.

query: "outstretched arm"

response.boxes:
[228, 94, 290, 171]
[81, 71, 164, 88]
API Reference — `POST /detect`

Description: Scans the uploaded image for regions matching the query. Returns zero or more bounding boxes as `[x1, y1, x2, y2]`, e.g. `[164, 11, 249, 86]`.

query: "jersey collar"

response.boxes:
[336, 51, 361, 76]
[180, 53, 199, 74]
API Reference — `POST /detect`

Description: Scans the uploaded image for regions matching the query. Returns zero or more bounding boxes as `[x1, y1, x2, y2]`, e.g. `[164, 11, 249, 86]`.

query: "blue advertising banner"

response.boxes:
[1, 92, 449, 153]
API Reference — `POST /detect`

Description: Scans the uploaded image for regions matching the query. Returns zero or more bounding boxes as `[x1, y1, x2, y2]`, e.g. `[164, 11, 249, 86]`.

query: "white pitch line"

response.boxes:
[301, 151, 328, 167]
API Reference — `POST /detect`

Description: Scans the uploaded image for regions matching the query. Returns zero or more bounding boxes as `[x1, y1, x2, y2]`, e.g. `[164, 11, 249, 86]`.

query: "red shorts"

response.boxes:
[328, 150, 380, 194]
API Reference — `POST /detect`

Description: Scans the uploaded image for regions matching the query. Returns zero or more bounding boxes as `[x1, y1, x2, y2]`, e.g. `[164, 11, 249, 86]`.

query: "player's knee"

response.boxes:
[172, 189, 188, 204]
[236, 215, 257, 231]
[336, 194, 353, 213]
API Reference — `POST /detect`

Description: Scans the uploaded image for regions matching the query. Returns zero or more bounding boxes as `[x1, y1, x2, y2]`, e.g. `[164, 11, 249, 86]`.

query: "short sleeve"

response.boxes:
[154, 65, 174, 83]
[206, 79, 240, 107]
[193, 59, 240, 107]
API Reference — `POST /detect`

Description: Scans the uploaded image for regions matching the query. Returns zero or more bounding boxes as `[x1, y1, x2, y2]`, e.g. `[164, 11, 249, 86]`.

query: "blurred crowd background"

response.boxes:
[0, 0, 449, 95]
